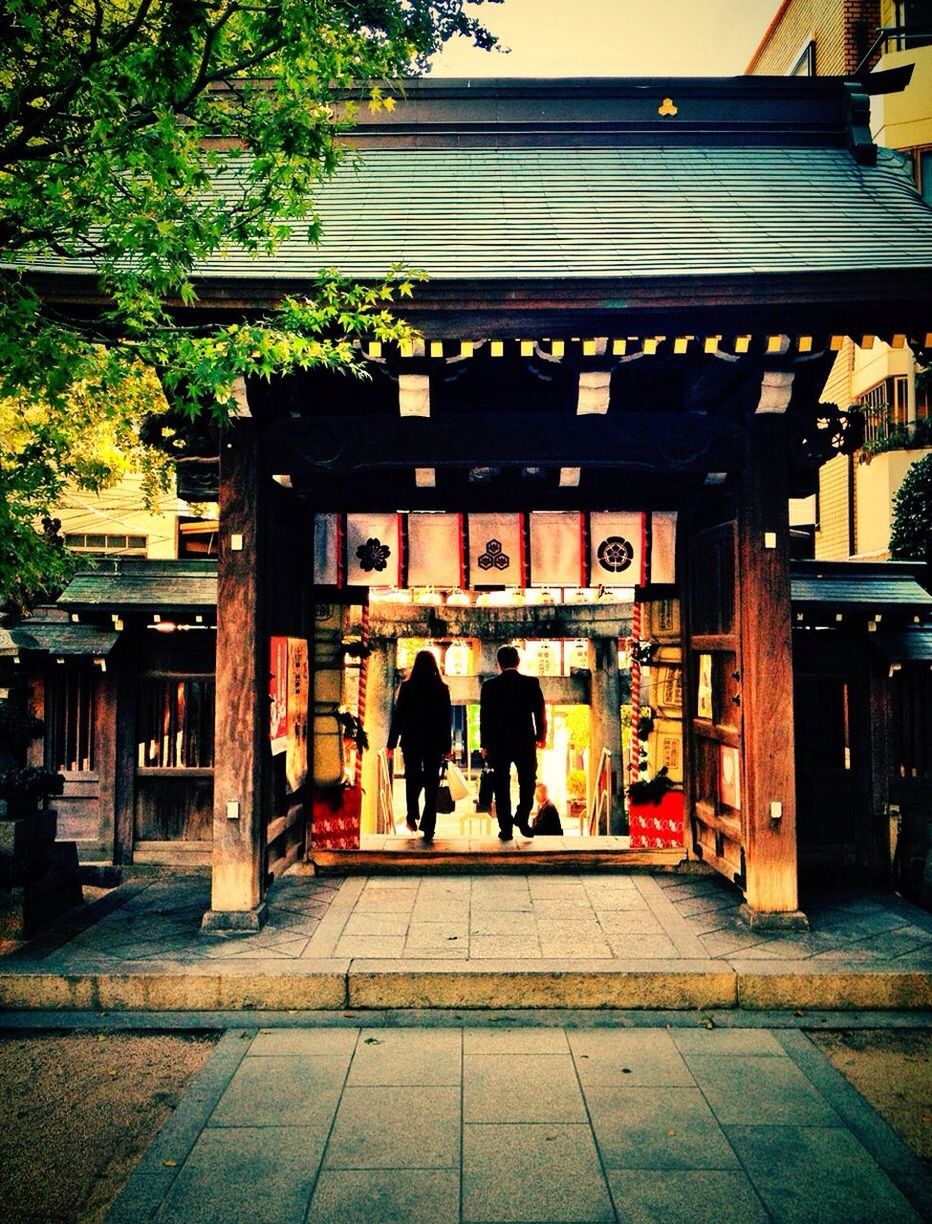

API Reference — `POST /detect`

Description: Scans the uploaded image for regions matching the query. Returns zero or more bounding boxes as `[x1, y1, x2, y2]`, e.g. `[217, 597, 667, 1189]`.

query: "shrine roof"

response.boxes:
[19, 77, 932, 296]
[791, 561, 932, 609]
[23, 144, 932, 285]
[10, 607, 120, 657]
[873, 629, 932, 661]
[58, 559, 218, 613]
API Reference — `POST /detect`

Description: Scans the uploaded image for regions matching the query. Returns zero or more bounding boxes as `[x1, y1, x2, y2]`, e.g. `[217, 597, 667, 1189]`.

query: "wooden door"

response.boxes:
[686, 522, 746, 887]
[890, 663, 932, 901]
[794, 671, 858, 870]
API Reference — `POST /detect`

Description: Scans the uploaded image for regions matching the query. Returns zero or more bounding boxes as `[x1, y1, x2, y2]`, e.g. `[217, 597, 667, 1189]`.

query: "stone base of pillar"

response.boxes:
[738, 903, 809, 932]
[200, 902, 268, 933]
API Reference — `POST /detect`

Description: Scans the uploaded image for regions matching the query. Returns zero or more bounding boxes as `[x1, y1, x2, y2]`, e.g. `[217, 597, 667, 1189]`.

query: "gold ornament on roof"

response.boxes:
[658, 98, 678, 117]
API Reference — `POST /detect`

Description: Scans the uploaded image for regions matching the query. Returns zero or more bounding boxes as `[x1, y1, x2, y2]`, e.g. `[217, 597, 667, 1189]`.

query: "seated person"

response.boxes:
[530, 783, 563, 835]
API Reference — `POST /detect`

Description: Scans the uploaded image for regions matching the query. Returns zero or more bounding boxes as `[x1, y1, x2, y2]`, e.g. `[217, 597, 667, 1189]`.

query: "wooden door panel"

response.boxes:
[686, 522, 746, 887]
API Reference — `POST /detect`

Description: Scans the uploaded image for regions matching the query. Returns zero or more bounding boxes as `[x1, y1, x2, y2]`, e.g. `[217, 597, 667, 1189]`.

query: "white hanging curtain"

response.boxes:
[650, 511, 678, 584]
[529, 511, 586, 586]
[312, 513, 339, 585]
[467, 513, 524, 586]
[345, 513, 400, 586]
[407, 513, 462, 588]
[590, 511, 646, 586]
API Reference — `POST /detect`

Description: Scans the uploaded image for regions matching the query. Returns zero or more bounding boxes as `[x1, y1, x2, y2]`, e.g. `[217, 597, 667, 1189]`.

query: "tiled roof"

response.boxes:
[791, 562, 932, 608]
[10, 622, 120, 657]
[873, 630, 932, 661]
[58, 560, 217, 610]
[22, 144, 932, 283]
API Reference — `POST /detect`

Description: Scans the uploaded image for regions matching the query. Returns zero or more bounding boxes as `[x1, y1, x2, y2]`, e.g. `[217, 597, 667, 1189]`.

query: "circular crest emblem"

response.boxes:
[596, 535, 634, 574]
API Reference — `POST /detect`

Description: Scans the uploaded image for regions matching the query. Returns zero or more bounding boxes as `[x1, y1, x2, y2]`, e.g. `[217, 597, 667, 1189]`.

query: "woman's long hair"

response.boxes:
[407, 649, 446, 690]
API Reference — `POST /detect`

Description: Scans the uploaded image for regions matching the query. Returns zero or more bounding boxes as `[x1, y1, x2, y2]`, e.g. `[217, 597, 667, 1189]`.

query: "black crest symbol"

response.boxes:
[478, 539, 510, 571]
[596, 535, 634, 574]
[356, 537, 391, 572]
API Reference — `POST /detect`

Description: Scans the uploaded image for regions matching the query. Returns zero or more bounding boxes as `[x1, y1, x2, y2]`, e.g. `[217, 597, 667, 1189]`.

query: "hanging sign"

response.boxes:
[650, 511, 678, 584]
[312, 513, 339, 586]
[311, 509, 666, 591]
[444, 640, 472, 677]
[269, 636, 289, 756]
[285, 637, 309, 793]
[590, 511, 645, 585]
[408, 513, 462, 588]
[529, 511, 585, 586]
[467, 513, 524, 586]
[346, 513, 400, 586]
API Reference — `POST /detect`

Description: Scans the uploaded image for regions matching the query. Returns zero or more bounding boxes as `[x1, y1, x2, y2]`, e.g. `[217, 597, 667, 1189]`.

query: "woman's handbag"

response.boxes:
[445, 760, 470, 801]
[476, 767, 495, 813]
[436, 763, 456, 814]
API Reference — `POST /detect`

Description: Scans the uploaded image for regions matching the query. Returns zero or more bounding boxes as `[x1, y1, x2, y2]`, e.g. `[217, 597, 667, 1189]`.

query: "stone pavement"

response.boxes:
[2, 869, 931, 1011]
[105, 1020, 932, 1223]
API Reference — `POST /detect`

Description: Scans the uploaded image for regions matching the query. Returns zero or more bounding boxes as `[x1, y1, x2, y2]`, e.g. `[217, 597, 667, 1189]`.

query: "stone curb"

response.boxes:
[733, 963, 932, 1010]
[106, 1028, 254, 1222]
[0, 961, 929, 1011]
[345, 959, 737, 1009]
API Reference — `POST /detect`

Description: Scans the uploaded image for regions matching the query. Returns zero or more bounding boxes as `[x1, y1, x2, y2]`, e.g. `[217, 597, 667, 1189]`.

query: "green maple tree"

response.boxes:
[0, 0, 500, 606]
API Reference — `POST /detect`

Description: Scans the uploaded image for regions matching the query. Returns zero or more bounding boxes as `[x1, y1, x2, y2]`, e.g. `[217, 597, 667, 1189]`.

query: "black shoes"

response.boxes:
[499, 820, 534, 841]
[405, 818, 418, 833]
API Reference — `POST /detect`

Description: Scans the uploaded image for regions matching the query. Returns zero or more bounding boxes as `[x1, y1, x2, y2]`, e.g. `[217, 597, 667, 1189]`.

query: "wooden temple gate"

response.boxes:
[21, 76, 932, 930]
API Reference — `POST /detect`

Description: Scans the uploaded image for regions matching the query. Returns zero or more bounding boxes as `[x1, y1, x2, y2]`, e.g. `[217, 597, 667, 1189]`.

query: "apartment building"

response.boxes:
[749, 0, 932, 559]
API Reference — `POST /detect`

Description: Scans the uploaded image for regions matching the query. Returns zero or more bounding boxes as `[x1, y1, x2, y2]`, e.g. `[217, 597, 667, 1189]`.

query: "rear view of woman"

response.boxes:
[387, 650, 452, 842]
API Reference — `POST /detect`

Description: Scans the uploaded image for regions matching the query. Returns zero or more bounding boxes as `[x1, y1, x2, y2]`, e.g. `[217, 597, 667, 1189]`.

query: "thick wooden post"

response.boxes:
[202, 423, 268, 931]
[112, 645, 137, 865]
[738, 412, 805, 923]
[93, 670, 118, 861]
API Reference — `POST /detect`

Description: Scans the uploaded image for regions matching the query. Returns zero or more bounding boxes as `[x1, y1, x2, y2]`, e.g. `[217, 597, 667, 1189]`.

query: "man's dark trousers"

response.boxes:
[488, 744, 537, 837]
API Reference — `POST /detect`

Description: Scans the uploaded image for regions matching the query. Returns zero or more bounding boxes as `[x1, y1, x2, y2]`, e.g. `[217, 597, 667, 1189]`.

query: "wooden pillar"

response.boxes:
[588, 637, 622, 830]
[202, 423, 268, 931]
[94, 670, 118, 861]
[360, 639, 395, 834]
[738, 412, 804, 922]
[110, 633, 138, 865]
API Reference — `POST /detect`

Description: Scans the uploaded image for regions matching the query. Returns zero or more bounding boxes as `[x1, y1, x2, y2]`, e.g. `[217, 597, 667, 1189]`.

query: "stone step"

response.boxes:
[0, 960, 928, 1012]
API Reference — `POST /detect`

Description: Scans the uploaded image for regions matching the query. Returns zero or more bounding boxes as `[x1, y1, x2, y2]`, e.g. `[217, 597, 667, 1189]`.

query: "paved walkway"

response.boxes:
[3, 869, 931, 1011]
[106, 1021, 932, 1223]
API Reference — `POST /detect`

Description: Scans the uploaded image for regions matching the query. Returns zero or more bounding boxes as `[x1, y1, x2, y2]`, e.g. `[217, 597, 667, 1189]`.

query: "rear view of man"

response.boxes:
[480, 644, 547, 841]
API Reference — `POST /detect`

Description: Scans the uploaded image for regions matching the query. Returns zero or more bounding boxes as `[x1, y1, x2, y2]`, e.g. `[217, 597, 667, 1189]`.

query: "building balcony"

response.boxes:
[856, 375, 930, 460]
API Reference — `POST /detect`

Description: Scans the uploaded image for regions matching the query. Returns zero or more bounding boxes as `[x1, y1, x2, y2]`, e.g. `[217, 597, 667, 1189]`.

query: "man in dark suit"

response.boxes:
[480, 644, 547, 841]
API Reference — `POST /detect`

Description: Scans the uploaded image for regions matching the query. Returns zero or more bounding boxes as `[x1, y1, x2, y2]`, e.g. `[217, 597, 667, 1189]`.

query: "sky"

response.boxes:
[429, 0, 782, 77]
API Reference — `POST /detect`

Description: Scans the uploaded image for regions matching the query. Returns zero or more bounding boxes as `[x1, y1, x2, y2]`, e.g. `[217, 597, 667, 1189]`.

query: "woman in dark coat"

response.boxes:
[387, 650, 452, 841]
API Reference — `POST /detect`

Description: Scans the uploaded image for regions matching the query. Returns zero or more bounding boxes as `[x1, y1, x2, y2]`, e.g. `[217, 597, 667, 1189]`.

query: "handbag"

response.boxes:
[445, 760, 470, 801]
[436, 763, 456, 814]
[476, 767, 495, 813]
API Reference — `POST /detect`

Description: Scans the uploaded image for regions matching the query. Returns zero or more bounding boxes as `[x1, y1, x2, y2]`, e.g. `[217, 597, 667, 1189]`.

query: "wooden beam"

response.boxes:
[262, 412, 744, 475]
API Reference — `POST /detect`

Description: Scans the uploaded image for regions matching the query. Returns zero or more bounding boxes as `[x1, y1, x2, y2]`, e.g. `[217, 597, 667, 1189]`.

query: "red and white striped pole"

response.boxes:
[629, 599, 642, 783]
[354, 601, 370, 788]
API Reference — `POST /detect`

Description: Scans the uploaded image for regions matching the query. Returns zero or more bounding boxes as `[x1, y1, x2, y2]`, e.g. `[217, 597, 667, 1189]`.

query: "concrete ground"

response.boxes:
[100, 1019, 932, 1223]
[1, 869, 930, 1221]
[1, 868, 930, 1011]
